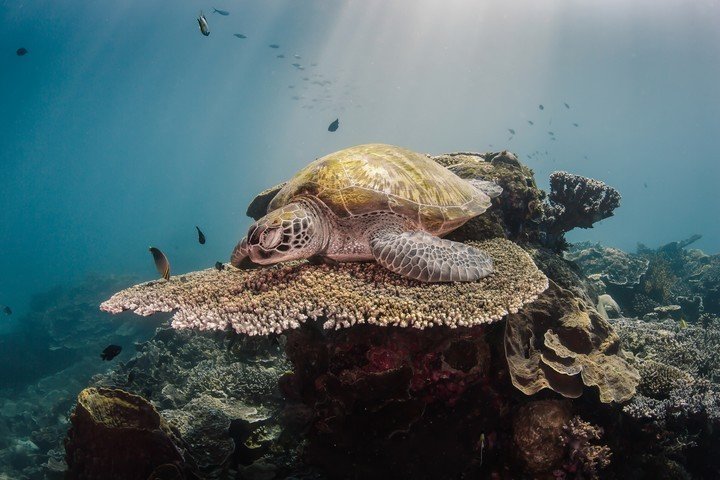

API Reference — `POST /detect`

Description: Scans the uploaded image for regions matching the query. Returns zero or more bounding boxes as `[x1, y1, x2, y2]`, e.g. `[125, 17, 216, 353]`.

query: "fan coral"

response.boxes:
[504, 281, 639, 403]
[101, 238, 548, 336]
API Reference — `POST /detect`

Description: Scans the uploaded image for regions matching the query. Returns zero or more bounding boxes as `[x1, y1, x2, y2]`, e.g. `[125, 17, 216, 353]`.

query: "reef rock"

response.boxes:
[504, 281, 639, 403]
[101, 238, 548, 335]
[512, 399, 572, 473]
[64, 388, 186, 480]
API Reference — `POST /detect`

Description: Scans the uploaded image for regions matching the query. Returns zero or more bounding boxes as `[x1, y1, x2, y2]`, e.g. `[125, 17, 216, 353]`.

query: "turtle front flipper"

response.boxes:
[370, 230, 493, 282]
[246, 182, 288, 220]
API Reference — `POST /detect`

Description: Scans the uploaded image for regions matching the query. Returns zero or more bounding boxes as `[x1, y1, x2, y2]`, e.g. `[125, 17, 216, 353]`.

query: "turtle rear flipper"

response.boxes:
[246, 182, 287, 220]
[370, 230, 493, 282]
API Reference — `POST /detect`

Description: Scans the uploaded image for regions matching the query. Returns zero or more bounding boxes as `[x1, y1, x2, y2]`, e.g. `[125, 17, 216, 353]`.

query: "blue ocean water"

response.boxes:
[2, 0, 719, 322]
[1, 0, 719, 476]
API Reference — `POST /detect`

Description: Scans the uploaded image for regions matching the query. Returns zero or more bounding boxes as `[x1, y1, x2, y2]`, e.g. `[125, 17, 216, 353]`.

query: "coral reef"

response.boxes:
[542, 171, 621, 237]
[560, 416, 612, 479]
[101, 238, 549, 335]
[565, 241, 649, 287]
[433, 151, 545, 242]
[504, 281, 639, 403]
[0, 276, 159, 479]
[568, 235, 720, 319]
[91, 328, 295, 478]
[64, 388, 185, 479]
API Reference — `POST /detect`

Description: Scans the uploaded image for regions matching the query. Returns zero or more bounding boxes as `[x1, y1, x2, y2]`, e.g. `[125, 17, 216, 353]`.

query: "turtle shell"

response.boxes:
[267, 144, 492, 235]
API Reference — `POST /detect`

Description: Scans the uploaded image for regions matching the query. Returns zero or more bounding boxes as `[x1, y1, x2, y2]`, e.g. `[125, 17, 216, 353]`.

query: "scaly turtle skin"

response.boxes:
[231, 144, 501, 282]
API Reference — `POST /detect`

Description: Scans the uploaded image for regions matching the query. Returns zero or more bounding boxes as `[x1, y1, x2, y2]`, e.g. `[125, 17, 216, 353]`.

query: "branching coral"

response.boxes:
[560, 416, 612, 479]
[543, 171, 621, 235]
[101, 238, 548, 336]
[504, 281, 639, 403]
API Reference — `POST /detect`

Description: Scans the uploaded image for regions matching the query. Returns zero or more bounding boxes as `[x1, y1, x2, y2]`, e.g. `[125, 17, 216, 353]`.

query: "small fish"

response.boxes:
[538, 104, 544, 110]
[527, 120, 534, 125]
[573, 123, 579, 127]
[508, 128, 516, 135]
[564, 102, 570, 109]
[291, 63, 301, 68]
[196, 226, 206, 245]
[16, 47, 28, 56]
[643, 182, 648, 188]
[197, 12, 210, 36]
[679, 318, 688, 329]
[294, 54, 301, 59]
[234, 33, 247, 39]
[100, 344, 122, 361]
[2, 306, 11, 316]
[215, 261, 225, 271]
[269, 44, 280, 49]
[213, 8, 230, 16]
[479, 432, 485, 466]
[149, 247, 171, 280]
[548, 131, 555, 136]
[328, 118, 339, 132]
[276, 54, 285, 58]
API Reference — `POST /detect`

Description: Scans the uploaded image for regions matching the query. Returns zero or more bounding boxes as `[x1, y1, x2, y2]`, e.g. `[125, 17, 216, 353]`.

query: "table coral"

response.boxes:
[101, 238, 548, 336]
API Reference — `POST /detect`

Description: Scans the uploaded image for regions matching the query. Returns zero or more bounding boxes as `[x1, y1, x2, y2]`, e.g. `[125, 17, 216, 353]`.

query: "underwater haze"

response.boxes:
[3, 0, 720, 478]
[2, 0, 720, 319]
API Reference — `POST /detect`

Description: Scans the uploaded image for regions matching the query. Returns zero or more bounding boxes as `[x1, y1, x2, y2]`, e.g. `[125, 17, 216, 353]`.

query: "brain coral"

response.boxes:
[101, 238, 548, 336]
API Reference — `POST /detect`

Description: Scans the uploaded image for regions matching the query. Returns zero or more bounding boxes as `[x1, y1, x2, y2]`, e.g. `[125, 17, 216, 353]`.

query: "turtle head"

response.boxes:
[231, 201, 325, 267]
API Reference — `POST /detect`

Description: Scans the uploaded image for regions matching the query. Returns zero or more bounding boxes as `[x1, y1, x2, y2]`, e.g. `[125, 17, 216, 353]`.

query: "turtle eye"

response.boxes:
[260, 227, 283, 250]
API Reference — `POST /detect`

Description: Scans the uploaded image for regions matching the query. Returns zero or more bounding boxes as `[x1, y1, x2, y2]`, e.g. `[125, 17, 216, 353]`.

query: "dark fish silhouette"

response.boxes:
[291, 63, 301, 68]
[215, 261, 225, 271]
[234, 33, 247, 39]
[276, 54, 285, 58]
[196, 226, 206, 245]
[100, 345, 122, 361]
[548, 131, 555, 136]
[527, 120, 534, 125]
[573, 123, 579, 127]
[643, 182, 648, 188]
[213, 8, 230, 16]
[328, 118, 339, 132]
[508, 128, 515, 135]
[197, 12, 210, 36]
[564, 102, 570, 109]
[16, 48, 28, 56]
[149, 247, 171, 280]
[2, 306, 11, 316]
[538, 104, 544, 110]
[269, 44, 280, 49]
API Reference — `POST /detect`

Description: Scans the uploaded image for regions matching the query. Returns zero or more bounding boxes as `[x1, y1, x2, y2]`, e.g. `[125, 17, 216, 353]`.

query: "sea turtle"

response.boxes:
[231, 144, 502, 282]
